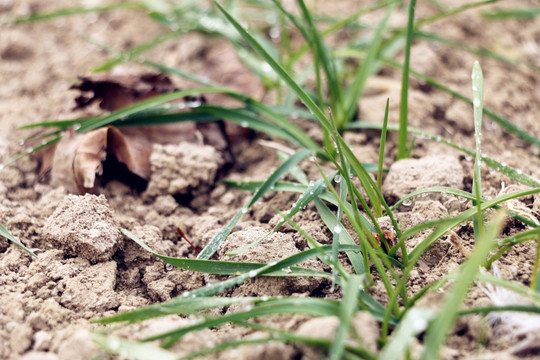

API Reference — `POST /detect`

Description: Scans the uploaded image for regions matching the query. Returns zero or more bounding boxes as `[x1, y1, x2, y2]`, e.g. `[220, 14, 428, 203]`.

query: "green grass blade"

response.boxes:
[472, 61, 485, 238]
[93, 31, 183, 72]
[13, 3, 141, 23]
[213, 0, 333, 135]
[297, 0, 344, 126]
[1, 134, 61, 171]
[92, 334, 178, 360]
[348, 122, 540, 187]
[421, 210, 506, 359]
[226, 172, 337, 256]
[407, 187, 540, 262]
[198, 149, 312, 259]
[329, 275, 363, 360]
[414, 0, 498, 29]
[0, 223, 37, 258]
[343, 4, 396, 127]
[482, 7, 540, 19]
[380, 57, 540, 149]
[380, 307, 435, 360]
[315, 198, 365, 275]
[122, 228, 339, 278]
[397, 0, 416, 160]
[376, 99, 390, 216]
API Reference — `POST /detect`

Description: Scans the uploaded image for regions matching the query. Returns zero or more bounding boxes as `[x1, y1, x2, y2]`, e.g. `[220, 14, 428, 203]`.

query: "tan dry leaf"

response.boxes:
[41, 72, 250, 193]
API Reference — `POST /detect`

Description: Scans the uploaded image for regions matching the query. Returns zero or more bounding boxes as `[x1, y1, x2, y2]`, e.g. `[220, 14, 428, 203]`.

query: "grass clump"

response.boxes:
[4, 0, 540, 359]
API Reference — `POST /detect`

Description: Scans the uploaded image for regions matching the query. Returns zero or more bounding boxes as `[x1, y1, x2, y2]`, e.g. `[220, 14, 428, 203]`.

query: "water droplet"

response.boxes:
[25, 147, 34, 154]
[108, 338, 120, 350]
[500, 162, 507, 167]
[188, 100, 202, 108]
[473, 98, 481, 107]
[309, 191, 314, 195]
[18, 139, 25, 146]
[269, 27, 281, 40]
[270, 185, 275, 190]
[248, 270, 258, 278]
[241, 207, 248, 214]
[165, 263, 174, 271]
[402, 200, 412, 207]
[269, 260, 278, 266]
[472, 85, 478, 91]
[435, 136, 442, 142]
[182, 291, 190, 297]
[177, 103, 186, 110]
[261, 62, 272, 73]
[73, 123, 82, 130]
[282, 267, 292, 274]
[516, 169, 523, 175]
[0, 164, 4, 171]
[309, 155, 317, 162]
[334, 175, 341, 183]
[333, 224, 342, 234]
[261, 295, 269, 301]
[308, 180, 315, 187]
[465, 156, 473, 161]
[291, 112, 299, 120]
[240, 121, 248, 128]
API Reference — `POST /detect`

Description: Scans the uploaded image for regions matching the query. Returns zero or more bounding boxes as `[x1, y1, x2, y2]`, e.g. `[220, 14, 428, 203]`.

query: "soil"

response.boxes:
[1, 1, 540, 359]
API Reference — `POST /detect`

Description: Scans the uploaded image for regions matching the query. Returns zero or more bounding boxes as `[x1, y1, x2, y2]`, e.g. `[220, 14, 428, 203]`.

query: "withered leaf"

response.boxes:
[72, 73, 176, 111]
[39, 72, 252, 193]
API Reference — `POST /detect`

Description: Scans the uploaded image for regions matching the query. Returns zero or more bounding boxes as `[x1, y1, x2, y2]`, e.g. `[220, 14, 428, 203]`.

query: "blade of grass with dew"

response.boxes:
[1, 134, 61, 171]
[380, 307, 435, 360]
[92, 334, 178, 360]
[397, 0, 416, 160]
[314, 198, 365, 275]
[180, 333, 376, 360]
[375, 98, 390, 217]
[297, 0, 344, 126]
[77, 87, 231, 132]
[421, 210, 506, 359]
[0, 223, 37, 258]
[405, 186, 540, 262]
[198, 148, 311, 259]
[13, 3, 142, 23]
[343, 3, 396, 128]
[472, 60, 485, 239]
[487, 228, 540, 267]
[148, 298, 343, 347]
[95, 296, 262, 324]
[348, 121, 540, 187]
[276, 151, 309, 185]
[534, 230, 540, 291]
[225, 172, 335, 256]
[329, 275, 363, 360]
[212, 0, 333, 136]
[316, 162, 402, 318]
[378, 57, 540, 149]
[122, 228, 339, 277]
[93, 31, 183, 72]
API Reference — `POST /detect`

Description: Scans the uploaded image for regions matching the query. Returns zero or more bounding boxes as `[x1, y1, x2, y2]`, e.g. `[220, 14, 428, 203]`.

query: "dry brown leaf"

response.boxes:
[72, 73, 176, 111]
[38, 72, 252, 193]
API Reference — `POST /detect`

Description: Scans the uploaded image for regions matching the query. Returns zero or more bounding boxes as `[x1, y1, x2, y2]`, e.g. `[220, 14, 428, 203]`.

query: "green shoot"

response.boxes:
[397, 0, 416, 160]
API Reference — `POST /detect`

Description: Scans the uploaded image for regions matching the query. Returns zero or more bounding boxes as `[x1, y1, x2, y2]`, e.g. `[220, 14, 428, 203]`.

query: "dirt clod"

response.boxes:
[43, 194, 122, 263]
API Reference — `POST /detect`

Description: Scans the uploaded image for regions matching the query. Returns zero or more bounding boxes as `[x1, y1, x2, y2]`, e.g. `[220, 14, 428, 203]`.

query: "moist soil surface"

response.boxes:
[1, 1, 540, 359]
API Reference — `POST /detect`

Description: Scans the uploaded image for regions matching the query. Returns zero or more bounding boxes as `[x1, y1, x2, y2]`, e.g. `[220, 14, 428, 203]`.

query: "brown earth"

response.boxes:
[1, 1, 540, 359]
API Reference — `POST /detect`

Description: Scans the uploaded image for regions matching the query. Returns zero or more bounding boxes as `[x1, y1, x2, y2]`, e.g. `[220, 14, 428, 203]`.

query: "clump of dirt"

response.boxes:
[43, 194, 123, 263]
